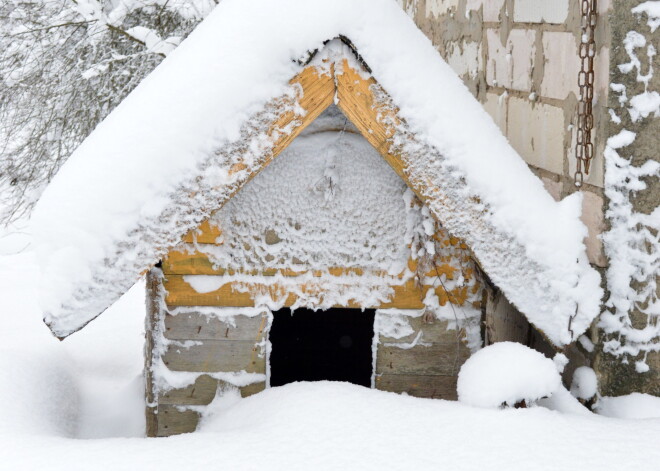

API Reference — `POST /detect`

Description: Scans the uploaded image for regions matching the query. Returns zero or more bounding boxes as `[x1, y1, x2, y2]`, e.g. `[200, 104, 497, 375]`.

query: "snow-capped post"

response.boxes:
[595, 0, 660, 397]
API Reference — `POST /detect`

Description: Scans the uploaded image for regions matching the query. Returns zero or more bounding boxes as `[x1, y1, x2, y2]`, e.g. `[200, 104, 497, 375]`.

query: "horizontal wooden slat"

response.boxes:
[377, 315, 468, 344]
[162, 250, 369, 277]
[164, 311, 268, 341]
[376, 342, 470, 376]
[164, 274, 432, 309]
[163, 340, 266, 373]
[157, 405, 199, 437]
[163, 248, 466, 280]
[375, 374, 458, 400]
[159, 374, 265, 405]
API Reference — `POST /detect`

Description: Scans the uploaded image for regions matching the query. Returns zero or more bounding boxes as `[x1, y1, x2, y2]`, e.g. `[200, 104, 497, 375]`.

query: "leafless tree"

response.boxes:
[0, 0, 217, 223]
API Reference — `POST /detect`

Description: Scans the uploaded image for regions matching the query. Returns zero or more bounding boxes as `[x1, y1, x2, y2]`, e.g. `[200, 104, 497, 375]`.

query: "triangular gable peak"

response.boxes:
[34, 23, 600, 346]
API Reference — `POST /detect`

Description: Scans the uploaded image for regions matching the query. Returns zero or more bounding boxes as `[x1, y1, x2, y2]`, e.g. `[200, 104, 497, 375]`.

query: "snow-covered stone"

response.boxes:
[570, 366, 598, 400]
[457, 342, 562, 408]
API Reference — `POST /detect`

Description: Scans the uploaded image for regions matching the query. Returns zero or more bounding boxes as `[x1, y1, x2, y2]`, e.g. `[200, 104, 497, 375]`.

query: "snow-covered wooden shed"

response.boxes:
[32, 0, 602, 436]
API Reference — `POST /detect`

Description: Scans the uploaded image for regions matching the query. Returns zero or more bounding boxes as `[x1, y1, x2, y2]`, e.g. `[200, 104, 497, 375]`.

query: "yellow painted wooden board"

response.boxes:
[182, 220, 223, 244]
[163, 247, 469, 281]
[163, 274, 475, 309]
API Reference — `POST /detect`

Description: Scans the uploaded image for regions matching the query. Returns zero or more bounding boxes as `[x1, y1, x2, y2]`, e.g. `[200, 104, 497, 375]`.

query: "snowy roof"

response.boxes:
[32, 0, 602, 343]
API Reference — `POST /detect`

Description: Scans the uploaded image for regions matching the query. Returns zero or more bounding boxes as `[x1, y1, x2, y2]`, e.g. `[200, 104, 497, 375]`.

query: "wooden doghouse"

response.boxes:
[33, 0, 601, 439]
[145, 54, 485, 436]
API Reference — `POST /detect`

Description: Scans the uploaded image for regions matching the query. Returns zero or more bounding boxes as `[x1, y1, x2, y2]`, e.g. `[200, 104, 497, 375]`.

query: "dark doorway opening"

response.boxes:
[269, 307, 375, 387]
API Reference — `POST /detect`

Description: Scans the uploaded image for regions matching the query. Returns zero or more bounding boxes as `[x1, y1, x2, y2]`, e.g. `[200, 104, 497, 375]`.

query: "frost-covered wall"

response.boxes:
[398, 0, 610, 267]
[596, 0, 660, 396]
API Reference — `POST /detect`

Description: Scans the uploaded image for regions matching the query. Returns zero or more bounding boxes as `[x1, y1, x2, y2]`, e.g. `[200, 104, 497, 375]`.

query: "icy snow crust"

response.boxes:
[32, 0, 601, 342]
[202, 129, 411, 272]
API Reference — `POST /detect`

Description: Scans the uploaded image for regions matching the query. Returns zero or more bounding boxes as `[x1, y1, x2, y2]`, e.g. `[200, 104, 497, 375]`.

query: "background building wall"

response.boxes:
[397, 0, 610, 268]
[399, 0, 660, 397]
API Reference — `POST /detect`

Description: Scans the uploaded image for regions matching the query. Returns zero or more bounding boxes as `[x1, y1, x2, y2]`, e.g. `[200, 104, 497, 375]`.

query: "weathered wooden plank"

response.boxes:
[163, 248, 465, 281]
[335, 59, 406, 181]
[376, 342, 470, 376]
[164, 274, 431, 309]
[484, 286, 530, 345]
[162, 250, 369, 277]
[377, 314, 467, 345]
[145, 268, 164, 438]
[375, 374, 458, 400]
[156, 405, 200, 437]
[164, 311, 268, 341]
[159, 374, 266, 405]
[163, 340, 267, 373]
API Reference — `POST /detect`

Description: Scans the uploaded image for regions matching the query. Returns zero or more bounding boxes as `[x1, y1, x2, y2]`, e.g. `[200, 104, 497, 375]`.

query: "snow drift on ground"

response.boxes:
[32, 0, 601, 346]
[0, 227, 659, 471]
[596, 393, 660, 419]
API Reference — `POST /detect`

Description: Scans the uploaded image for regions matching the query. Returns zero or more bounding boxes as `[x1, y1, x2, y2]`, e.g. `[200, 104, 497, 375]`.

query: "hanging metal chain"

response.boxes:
[574, 0, 598, 187]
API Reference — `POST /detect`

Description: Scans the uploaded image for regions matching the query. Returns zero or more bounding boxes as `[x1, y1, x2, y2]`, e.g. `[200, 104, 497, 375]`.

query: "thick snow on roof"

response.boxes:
[32, 0, 601, 342]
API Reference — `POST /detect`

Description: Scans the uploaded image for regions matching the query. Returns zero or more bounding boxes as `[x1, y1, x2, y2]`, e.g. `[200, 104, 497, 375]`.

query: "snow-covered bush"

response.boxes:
[0, 0, 215, 224]
[457, 342, 561, 408]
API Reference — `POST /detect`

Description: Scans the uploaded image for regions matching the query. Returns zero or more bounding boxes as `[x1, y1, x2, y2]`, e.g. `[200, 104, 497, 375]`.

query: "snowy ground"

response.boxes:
[1, 223, 659, 471]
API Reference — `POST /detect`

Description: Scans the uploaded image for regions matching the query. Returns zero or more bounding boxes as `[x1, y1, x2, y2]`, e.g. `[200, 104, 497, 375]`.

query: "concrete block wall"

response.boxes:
[398, 0, 610, 267]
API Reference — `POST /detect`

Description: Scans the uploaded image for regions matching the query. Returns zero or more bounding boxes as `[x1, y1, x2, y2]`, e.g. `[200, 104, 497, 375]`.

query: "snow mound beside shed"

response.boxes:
[457, 342, 562, 408]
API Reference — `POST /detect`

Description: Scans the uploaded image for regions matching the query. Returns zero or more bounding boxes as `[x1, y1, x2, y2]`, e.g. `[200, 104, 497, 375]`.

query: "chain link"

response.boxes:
[574, 0, 598, 187]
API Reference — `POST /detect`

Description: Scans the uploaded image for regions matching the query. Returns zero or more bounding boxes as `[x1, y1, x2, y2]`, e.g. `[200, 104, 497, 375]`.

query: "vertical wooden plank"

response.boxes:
[483, 286, 531, 345]
[144, 267, 164, 438]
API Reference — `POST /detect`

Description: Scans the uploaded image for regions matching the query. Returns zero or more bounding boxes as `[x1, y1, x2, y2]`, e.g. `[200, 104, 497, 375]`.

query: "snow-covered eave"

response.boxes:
[32, 0, 602, 344]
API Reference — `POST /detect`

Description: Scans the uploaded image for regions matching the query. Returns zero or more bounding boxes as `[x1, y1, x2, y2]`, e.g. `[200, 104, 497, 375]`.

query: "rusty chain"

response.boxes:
[574, 0, 598, 187]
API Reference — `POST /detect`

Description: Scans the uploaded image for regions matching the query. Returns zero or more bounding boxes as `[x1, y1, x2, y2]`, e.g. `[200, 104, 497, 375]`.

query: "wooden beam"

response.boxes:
[335, 59, 407, 181]
[162, 247, 467, 281]
[162, 274, 474, 309]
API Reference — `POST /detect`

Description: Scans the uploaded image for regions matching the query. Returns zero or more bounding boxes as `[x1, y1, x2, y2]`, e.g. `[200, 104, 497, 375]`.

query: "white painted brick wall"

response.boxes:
[446, 41, 483, 79]
[507, 97, 565, 174]
[541, 32, 581, 100]
[486, 29, 536, 91]
[425, 0, 459, 17]
[513, 0, 569, 24]
[466, 0, 505, 22]
[483, 92, 508, 133]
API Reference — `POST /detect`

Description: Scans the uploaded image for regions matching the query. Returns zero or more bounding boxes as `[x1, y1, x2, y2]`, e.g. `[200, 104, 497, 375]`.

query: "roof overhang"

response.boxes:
[32, 0, 602, 345]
